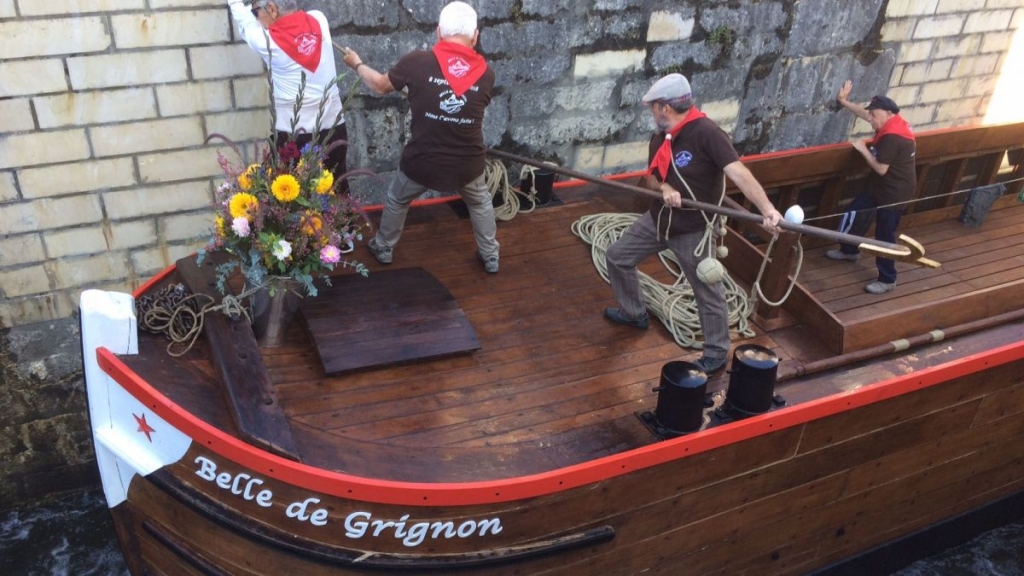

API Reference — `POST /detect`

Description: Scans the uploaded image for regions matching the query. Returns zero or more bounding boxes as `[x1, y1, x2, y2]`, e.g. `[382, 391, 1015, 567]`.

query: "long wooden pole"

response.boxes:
[486, 148, 913, 257]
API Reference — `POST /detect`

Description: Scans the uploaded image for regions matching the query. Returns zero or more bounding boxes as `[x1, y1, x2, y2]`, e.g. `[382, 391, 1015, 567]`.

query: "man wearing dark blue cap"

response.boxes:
[826, 80, 916, 294]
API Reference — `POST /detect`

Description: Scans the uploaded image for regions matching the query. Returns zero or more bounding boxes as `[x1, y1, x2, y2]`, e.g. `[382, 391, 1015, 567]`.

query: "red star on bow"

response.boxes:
[134, 413, 155, 442]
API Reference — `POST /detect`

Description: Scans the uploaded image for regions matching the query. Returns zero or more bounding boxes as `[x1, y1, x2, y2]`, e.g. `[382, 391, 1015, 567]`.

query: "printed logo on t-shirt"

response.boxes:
[674, 150, 693, 168]
[447, 57, 471, 78]
[439, 92, 468, 114]
[296, 33, 318, 56]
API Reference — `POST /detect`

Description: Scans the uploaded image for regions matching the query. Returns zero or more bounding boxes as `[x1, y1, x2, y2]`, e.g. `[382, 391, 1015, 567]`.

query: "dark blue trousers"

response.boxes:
[836, 191, 903, 284]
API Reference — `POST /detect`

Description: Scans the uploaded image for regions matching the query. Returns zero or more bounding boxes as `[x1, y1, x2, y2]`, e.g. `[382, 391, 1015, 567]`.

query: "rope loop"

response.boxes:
[487, 158, 537, 221]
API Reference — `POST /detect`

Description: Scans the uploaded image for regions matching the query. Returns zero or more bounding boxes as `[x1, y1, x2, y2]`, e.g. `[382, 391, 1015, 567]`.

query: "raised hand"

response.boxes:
[837, 80, 852, 103]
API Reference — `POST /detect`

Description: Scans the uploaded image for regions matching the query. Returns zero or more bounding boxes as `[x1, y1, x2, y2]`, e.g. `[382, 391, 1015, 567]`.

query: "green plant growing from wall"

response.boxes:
[706, 25, 737, 57]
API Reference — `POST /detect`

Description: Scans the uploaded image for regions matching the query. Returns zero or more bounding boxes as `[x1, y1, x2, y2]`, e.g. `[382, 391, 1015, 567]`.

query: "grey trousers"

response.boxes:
[605, 212, 731, 359]
[374, 170, 500, 259]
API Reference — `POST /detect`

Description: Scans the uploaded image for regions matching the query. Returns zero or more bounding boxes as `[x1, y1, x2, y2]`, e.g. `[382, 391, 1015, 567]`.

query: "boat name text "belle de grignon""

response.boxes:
[193, 455, 504, 547]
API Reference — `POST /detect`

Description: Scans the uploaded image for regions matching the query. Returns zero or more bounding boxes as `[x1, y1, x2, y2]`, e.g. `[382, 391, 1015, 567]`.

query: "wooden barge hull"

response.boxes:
[82, 290, 1024, 575]
[80, 122, 1024, 574]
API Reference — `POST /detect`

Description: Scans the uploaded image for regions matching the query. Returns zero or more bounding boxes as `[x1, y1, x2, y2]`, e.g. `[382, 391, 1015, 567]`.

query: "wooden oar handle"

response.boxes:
[486, 148, 913, 256]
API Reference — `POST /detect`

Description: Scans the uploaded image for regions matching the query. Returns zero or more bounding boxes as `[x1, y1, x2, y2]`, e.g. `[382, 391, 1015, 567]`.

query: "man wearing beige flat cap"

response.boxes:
[603, 73, 782, 374]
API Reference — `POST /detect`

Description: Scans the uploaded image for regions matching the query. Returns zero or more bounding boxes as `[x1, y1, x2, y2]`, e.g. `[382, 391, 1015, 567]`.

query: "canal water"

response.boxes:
[1, 487, 1022, 575]
[1, 490, 127, 576]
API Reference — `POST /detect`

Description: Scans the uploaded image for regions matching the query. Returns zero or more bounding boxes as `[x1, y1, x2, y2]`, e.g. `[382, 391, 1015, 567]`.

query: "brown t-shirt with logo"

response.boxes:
[387, 50, 495, 192]
[647, 117, 740, 236]
[868, 134, 916, 205]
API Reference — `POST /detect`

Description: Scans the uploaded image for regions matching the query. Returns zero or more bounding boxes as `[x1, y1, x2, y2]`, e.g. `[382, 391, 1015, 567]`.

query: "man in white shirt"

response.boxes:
[227, 0, 349, 190]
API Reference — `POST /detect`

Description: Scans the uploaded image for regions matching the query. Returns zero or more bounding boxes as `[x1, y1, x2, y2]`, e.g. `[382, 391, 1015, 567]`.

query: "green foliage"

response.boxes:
[706, 25, 737, 52]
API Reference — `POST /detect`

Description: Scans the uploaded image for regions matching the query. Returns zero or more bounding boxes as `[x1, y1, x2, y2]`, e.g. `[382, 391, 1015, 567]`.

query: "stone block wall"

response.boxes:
[0, 0, 1022, 506]
[0, 0, 268, 331]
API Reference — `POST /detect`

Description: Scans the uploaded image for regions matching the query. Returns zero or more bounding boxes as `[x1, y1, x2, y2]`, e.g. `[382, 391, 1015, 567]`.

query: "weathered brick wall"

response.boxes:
[0, 0, 1021, 507]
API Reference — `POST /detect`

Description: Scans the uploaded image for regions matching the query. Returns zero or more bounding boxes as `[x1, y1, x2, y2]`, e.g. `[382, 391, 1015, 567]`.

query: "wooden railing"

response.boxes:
[727, 122, 1024, 332]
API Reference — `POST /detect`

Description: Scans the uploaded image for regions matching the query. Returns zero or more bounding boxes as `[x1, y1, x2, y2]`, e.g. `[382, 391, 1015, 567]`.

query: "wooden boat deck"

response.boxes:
[124, 185, 1024, 484]
[806, 200, 1024, 319]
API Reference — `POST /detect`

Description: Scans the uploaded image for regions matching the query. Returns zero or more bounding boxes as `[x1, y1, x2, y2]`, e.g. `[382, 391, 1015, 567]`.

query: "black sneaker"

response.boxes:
[603, 307, 650, 329]
[694, 356, 727, 374]
[367, 238, 392, 264]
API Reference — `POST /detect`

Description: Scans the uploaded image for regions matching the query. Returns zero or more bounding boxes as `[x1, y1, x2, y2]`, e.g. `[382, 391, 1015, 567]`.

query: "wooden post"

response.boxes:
[1004, 149, 1024, 199]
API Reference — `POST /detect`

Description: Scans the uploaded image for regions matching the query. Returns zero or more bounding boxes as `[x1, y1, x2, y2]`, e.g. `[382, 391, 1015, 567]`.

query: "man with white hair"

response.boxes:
[342, 1, 500, 273]
[603, 73, 782, 374]
[826, 81, 916, 295]
[227, 0, 349, 189]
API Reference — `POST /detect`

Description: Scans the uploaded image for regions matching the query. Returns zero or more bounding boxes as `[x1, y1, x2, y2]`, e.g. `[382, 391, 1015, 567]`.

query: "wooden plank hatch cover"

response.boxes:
[299, 267, 480, 375]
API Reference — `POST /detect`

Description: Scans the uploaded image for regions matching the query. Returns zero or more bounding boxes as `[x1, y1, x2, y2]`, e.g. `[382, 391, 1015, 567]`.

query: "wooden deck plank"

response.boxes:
[173, 256, 301, 460]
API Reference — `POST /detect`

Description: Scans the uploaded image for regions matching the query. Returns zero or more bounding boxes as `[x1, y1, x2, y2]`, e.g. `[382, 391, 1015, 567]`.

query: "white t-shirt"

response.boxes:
[228, 1, 345, 134]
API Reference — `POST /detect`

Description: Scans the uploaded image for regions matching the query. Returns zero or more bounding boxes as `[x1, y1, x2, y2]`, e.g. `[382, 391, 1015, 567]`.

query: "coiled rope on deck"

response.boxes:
[572, 213, 758, 349]
[136, 283, 253, 357]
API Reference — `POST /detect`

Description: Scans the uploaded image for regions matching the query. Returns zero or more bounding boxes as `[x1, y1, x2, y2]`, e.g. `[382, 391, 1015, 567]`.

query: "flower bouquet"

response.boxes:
[198, 136, 370, 299]
[195, 65, 370, 346]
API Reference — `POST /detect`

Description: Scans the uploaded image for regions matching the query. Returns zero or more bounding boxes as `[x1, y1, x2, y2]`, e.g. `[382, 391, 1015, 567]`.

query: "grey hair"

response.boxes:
[263, 0, 299, 12]
[663, 96, 693, 114]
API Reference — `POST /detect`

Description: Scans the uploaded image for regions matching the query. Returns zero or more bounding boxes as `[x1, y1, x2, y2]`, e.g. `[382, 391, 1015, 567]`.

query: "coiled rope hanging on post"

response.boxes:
[571, 213, 758, 349]
[486, 159, 538, 221]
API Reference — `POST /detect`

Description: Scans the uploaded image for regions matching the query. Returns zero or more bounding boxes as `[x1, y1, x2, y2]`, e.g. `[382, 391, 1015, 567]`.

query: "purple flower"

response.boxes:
[320, 245, 341, 264]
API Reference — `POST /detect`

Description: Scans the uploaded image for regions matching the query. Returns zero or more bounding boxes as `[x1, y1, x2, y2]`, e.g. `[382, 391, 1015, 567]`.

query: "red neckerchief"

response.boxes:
[647, 107, 707, 179]
[870, 114, 915, 147]
[269, 11, 322, 73]
[432, 41, 487, 98]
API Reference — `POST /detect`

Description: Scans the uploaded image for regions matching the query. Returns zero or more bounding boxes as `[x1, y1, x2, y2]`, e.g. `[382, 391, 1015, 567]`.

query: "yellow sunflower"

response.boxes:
[316, 170, 335, 194]
[228, 192, 258, 219]
[271, 174, 301, 202]
[237, 164, 260, 191]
